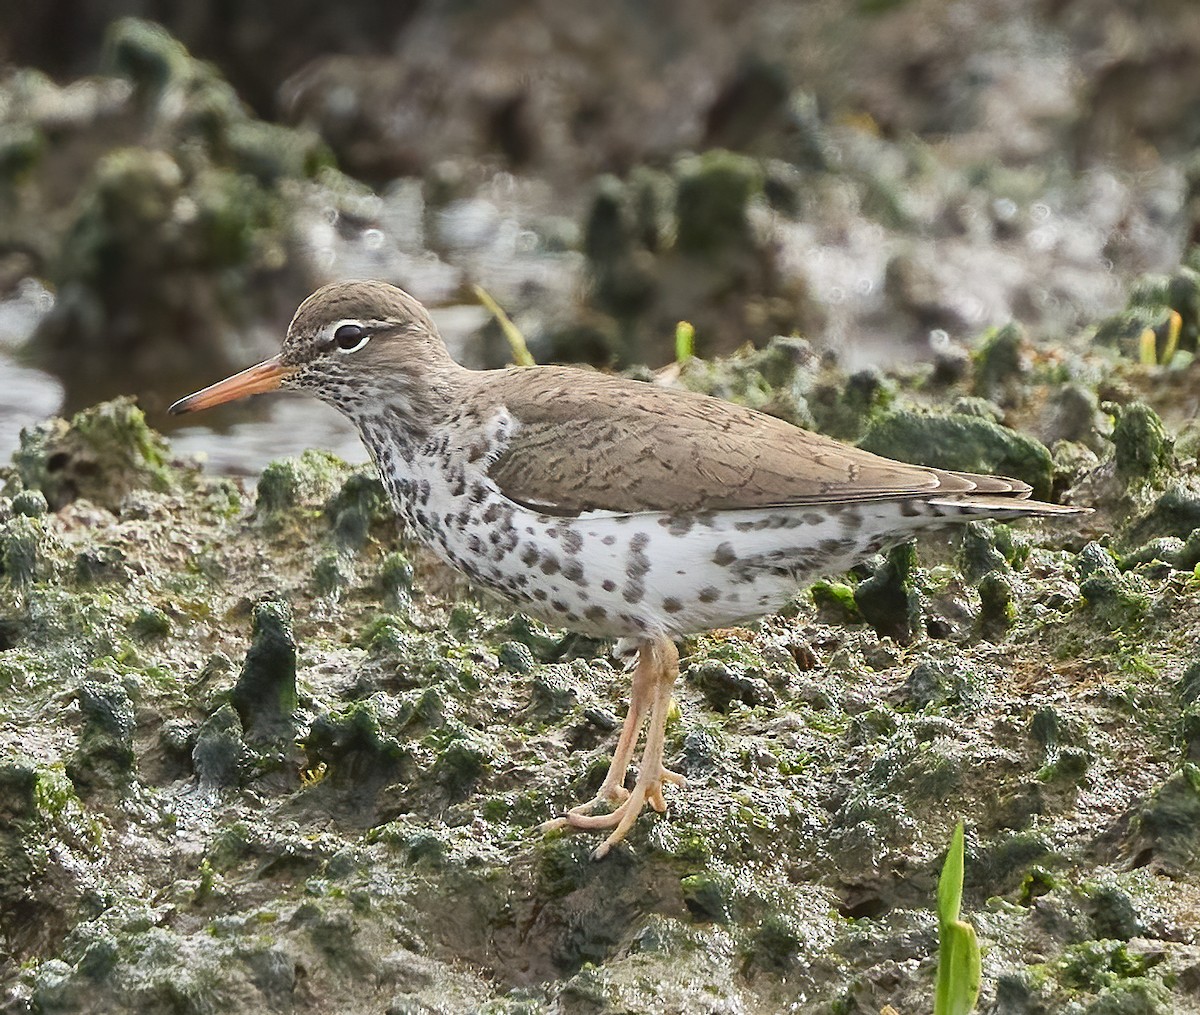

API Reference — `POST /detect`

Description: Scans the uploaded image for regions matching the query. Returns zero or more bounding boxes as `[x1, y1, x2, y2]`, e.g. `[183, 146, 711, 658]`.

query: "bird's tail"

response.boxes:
[928, 495, 1090, 519]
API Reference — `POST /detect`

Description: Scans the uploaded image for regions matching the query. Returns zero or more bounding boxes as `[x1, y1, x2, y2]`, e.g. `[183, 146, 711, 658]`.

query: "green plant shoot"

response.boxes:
[935, 821, 981, 1015]
[675, 320, 695, 364]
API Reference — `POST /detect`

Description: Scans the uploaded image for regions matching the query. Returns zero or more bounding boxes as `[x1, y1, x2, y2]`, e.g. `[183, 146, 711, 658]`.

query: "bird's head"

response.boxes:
[169, 280, 453, 418]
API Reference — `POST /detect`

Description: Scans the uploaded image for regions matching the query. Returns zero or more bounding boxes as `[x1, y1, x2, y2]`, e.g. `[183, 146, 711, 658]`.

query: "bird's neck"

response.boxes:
[349, 360, 477, 476]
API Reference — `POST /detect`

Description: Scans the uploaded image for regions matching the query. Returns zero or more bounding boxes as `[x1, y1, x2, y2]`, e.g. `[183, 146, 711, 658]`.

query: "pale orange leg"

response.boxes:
[542, 636, 686, 858]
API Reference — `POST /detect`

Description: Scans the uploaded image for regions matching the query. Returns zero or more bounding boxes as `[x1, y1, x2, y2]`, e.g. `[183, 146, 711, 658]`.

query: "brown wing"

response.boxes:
[478, 367, 1024, 515]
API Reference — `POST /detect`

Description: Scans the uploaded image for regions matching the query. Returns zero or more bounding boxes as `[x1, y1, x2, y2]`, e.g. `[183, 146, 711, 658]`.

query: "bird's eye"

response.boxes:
[333, 323, 370, 352]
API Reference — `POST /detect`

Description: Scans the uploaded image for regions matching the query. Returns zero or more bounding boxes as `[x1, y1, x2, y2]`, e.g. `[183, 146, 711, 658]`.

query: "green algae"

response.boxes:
[810, 579, 862, 624]
[67, 676, 137, 793]
[1111, 403, 1173, 484]
[972, 322, 1029, 401]
[13, 397, 175, 512]
[255, 450, 349, 528]
[229, 599, 298, 742]
[859, 409, 1055, 498]
[854, 542, 926, 643]
[193, 704, 247, 789]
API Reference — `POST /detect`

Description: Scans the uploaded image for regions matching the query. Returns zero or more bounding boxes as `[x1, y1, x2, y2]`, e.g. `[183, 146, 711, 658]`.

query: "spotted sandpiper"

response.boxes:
[171, 280, 1087, 857]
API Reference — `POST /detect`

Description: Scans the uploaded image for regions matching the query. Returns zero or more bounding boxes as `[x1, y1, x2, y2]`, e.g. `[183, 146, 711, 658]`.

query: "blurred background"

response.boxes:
[0, 0, 1196, 471]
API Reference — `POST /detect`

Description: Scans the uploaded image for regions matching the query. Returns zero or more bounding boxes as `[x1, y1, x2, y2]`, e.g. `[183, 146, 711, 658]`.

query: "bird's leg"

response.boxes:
[543, 636, 686, 858]
[540, 640, 656, 830]
[581, 646, 658, 808]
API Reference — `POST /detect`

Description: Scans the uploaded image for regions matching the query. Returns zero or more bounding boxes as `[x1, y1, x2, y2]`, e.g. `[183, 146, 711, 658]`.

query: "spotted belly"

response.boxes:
[393, 484, 935, 639]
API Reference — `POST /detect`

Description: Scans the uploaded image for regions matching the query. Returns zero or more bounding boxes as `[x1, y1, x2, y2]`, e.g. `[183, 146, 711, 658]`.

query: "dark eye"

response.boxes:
[334, 323, 369, 351]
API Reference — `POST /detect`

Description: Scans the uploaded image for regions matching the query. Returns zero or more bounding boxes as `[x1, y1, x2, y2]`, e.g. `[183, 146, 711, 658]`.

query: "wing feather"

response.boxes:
[477, 367, 1018, 515]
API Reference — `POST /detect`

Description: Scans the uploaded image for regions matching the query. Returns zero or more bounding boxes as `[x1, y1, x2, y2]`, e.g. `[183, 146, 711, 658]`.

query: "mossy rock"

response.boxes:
[972, 322, 1029, 399]
[1125, 765, 1200, 873]
[0, 515, 48, 585]
[1124, 484, 1200, 547]
[13, 398, 174, 511]
[230, 599, 298, 742]
[1076, 543, 1152, 632]
[673, 149, 763, 258]
[102, 17, 191, 94]
[325, 470, 392, 549]
[192, 704, 246, 789]
[854, 542, 925, 644]
[686, 658, 775, 712]
[1111, 403, 1172, 484]
[255, 450, 349, 528]
[858, 410, 1054, 499]
[304, 699, 408, 791]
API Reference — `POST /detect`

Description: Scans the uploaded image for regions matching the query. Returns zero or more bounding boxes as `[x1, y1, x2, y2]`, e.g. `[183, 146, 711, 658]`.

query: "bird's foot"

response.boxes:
[542, 765, 686, 859]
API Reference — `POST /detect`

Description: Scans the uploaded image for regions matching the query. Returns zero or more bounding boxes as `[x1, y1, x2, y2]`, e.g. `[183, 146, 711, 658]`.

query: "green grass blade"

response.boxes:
[935, 821, 981, 1015]
[473, 285, 535, 367]
[937, 820, 965, 927]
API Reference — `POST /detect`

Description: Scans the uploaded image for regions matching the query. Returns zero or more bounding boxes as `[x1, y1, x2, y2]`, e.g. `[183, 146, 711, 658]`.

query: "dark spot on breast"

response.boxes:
[520, 545, 539, 567]
[540, 556, 561, 576]
[698, 586, 720, 603]
[561, 529, 583, 554]
[562, 560, 585, 584]
[533, 588, 548, 601]
[602, 535, 616, 546]
[602, 579, 616, 592]
[662, 597, 683, 613]
[482, 503, 501, 523]
[713, 541, 737, 566]
[585, 605, 608, 623]
[622, 583, 644, 604]
[667, 514, 694, 535]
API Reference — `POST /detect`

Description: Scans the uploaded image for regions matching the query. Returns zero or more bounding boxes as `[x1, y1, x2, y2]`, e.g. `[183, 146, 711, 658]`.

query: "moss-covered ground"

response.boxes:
[5, 310, 1200, 1014]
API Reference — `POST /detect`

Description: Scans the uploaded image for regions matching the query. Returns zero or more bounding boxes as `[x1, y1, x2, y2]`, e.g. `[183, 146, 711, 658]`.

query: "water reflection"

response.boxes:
[165, 395, 366, 476]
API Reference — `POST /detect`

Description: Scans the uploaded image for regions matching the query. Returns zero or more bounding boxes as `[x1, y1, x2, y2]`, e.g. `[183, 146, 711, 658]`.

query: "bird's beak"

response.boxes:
[169, 355, 297, 415]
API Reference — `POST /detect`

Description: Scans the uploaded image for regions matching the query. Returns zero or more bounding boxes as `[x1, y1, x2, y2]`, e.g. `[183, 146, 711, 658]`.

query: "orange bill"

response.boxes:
[169, 355, 296, 415]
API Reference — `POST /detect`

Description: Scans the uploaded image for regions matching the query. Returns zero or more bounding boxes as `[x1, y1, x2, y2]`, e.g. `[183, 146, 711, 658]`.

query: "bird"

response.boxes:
[170, 279, 1088, 858]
